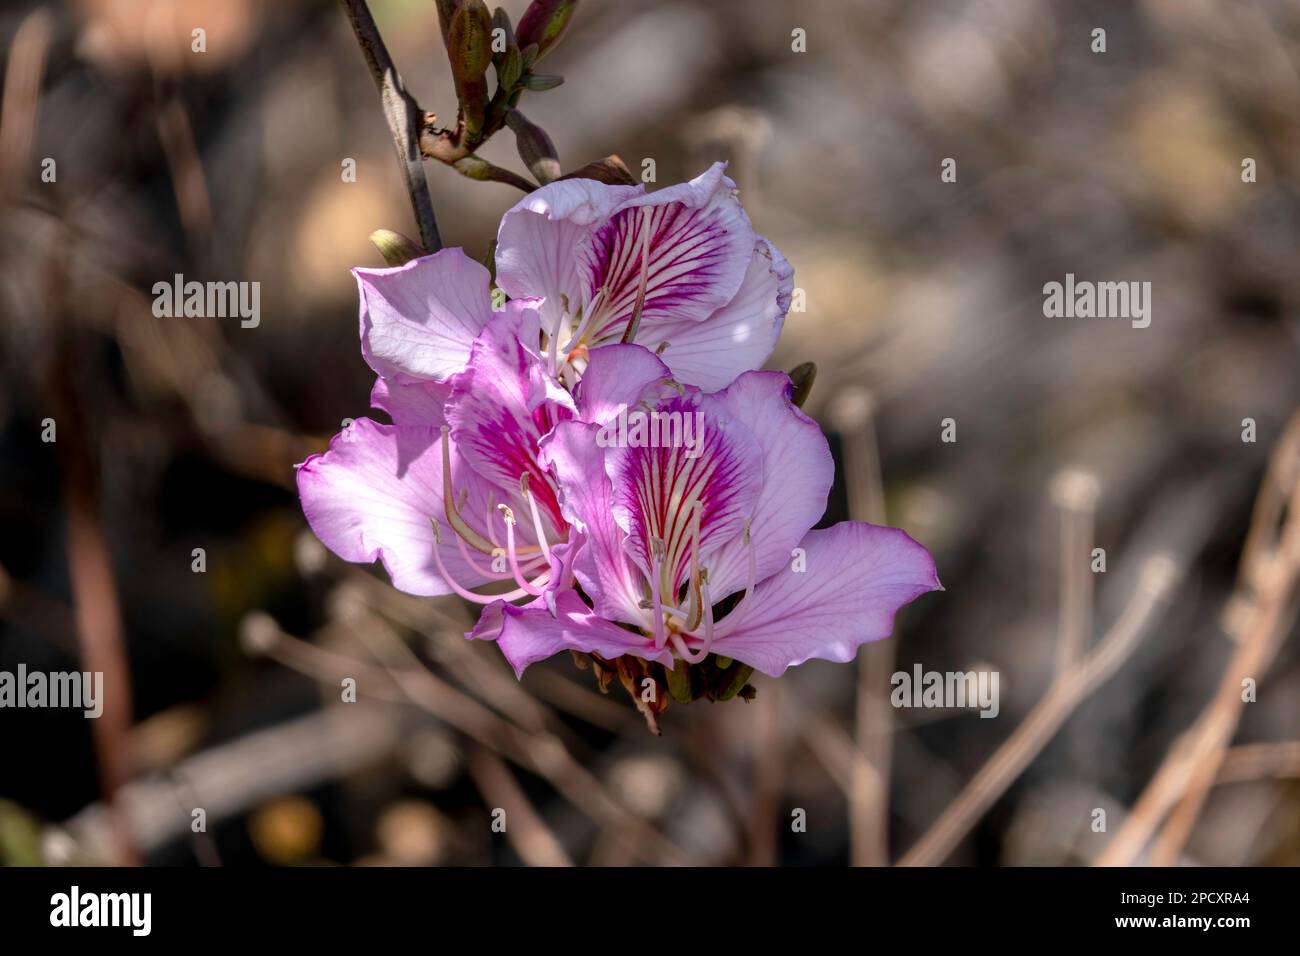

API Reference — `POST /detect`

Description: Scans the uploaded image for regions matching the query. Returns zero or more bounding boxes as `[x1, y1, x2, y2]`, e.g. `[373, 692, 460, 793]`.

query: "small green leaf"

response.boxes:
[521, 72, 564, 92]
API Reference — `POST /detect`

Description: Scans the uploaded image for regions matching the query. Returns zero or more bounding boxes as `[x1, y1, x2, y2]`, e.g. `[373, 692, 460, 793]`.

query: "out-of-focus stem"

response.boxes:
[338, 0, 442, 253]
[831, 388, 891, 867]
[1051, 468, 1100, 675]
[900, 554, 1181, 867]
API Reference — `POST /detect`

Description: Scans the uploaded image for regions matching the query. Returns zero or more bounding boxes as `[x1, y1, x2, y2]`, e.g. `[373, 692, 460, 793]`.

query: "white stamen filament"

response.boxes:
[620, 206, 653, 344]
[562, 285, 606, 353]
[430, 518, 549, 605]
[649, 537, 668, 649]
[671, 579, 714, 664]
[520, 473, 553, 565]
[499, 505, 548, 597]
[685, 503, 703, 631]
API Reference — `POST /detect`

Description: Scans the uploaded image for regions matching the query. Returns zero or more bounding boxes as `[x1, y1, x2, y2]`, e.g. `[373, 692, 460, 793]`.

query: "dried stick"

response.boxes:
[832, 389, 892, 866]
[898, 553, 1181, 866]
[1101, 415, 1300, 865]
[0, 8, 52, 200]
[339, 0, 441, 252]
[344, 614, 691, 865]
[466, 745, 573, 867]
[1216, 742, 1300, 785]
[1051, 469, 1100, 674]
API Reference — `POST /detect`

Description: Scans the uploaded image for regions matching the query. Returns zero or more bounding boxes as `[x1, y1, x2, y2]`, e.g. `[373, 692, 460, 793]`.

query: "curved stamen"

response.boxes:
[649, 536, 668, 649]
[454, 532, 510, 579]
[620, 206, 653, 344]
[430, 519, 548, 604]
[499, 505, 548, 597]
[639, 597, 689, 622]
[685, 503, 703, 631]
[671, 578, 714, 664]
[440, 427, 498, 555]
[562, 285, 606, 353]
[520, 472, 553, 565]
[547, 293, 570, 376]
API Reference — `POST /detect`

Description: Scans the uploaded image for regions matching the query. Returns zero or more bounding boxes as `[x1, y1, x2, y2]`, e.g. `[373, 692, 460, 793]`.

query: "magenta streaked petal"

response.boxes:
[446, 307, 572, 532]
[473, 590, 673, 679]
[702, 370, 833, 602]
[651, 237, 794, 391]
[709, 522, 941, 677]
[575, 343, 674, 425]
[296, 418, 497, 597]
[580, 162, 755, 344]
[356, 248, 496, 383]
[540, 421, 646, 626]
[496, 177, 642, 329]
[605, 391, 763, 599]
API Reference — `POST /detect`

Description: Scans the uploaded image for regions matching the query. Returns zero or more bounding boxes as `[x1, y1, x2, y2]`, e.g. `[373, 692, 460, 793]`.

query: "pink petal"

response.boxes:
[651, 237, 794, 390]
[356, 248, 495, 383]
[369, 376, 450, 428]
[471, 590, 672, 679]
[296, 417, 497, 597]
[574, 343, 674, 425]
[495, 177, 642, 329]
[580, 162, 756, 344]
[604, 391, 763, 597]
[710, 522, 941, 677]
[702, 370, 833, 602]
[445, 308, 572, 532]
[539, 421, 647, 627]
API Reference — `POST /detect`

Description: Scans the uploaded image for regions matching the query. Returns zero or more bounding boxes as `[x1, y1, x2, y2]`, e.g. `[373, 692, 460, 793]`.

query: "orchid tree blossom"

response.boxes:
[494, 162, 794, 391]
[297, 249, 574, 604]
[470, 344, 941, 685]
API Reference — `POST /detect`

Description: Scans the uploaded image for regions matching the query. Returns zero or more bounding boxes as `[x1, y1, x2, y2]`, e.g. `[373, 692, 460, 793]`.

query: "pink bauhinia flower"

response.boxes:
[296, 163, 937, 722]
[496, 161, 793, 390]
[469, 344, 941, 684]
[298, 259, 574, 603]
[298, 161, 795, 604]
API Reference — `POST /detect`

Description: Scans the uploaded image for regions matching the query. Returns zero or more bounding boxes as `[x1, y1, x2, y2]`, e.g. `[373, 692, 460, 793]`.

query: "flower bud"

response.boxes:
[490, 6, 515, 61]
[558, 155, 636, 185]
[506, 109, 560, 184]
[369, 229, 424, 266]
[788, 361, 817, 408]
[515, 0, 578, 64]
[447, 0, 492, 139]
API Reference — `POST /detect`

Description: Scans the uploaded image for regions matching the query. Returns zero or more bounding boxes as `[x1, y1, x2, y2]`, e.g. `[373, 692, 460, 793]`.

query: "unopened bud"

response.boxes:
[515, 0, 578, 64]
[788, 362, 817, 409]
[369, 229, 424, 266]
[507, 109, 560, 184]
[448, 0, 493, 138]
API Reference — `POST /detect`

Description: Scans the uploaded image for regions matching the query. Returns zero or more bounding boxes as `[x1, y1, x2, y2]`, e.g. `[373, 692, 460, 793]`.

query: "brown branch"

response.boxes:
[1099, 413, 1300, 866]
[831, 388, 893, 867]
[898, 553, 1181, 867]
[339, 0, 441, 253]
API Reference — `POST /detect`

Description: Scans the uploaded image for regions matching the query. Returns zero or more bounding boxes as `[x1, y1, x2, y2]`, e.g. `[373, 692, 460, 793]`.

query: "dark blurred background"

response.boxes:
[1, 0, 1297, 867]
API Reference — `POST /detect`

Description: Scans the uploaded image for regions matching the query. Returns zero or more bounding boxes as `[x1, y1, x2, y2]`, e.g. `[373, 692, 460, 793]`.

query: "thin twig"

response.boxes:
[1051, 469, 1099, 675]
[898, 553, 1181, 866]
[339, 0, 441, 253]
[466, 745, 573, 866]
[832, 388, 892, 867]
[1098, 412, 1300, 866]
